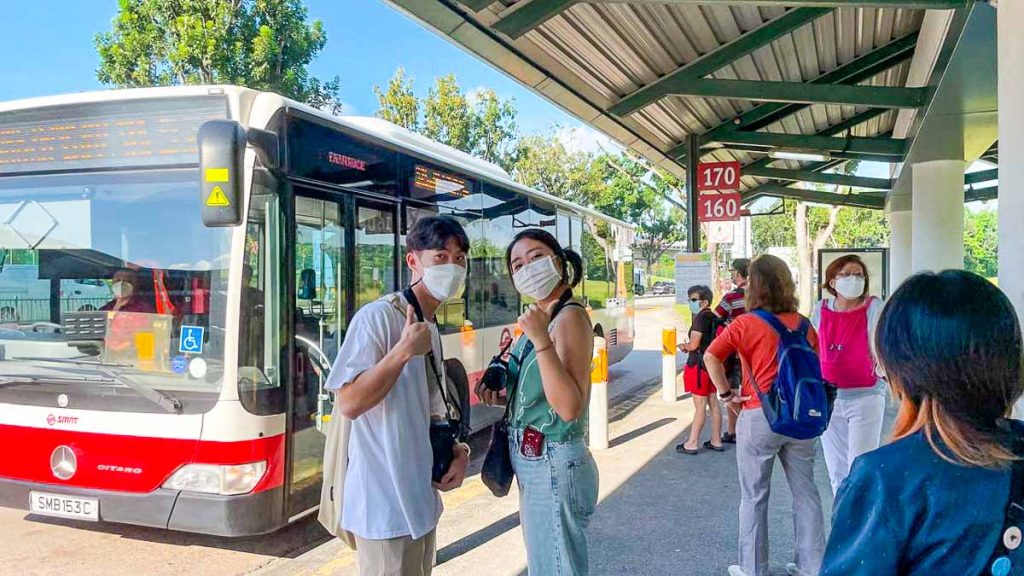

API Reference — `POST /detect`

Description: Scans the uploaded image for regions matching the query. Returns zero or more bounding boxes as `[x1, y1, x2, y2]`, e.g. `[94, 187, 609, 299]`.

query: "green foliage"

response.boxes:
[373, 67, 418, 130]
[373, 69, 520, 171]
[96, 0, 342, 112]
[964, 208, 998, 277]
[513, 131, 602, 206]
[751, 200, 890, 253]
[423, 74, 474, 152]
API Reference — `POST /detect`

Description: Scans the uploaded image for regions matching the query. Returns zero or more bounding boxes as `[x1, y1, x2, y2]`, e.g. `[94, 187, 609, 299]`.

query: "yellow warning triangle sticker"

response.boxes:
[206, 186, 230, 207]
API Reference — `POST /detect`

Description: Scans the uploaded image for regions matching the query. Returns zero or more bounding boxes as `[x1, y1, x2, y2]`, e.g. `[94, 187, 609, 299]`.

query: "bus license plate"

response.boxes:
[29, 491, 99, 521]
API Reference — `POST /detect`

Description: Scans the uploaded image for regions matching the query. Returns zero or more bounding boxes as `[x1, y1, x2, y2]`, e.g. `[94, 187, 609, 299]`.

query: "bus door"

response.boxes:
[287, 190, 398, 517]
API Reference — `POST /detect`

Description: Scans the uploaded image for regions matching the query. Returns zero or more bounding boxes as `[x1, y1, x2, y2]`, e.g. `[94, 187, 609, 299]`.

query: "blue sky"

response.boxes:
[0, 0, 599, 146]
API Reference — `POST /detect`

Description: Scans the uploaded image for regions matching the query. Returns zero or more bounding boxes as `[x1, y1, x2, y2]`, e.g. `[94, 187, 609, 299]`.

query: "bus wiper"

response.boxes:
[11, 357, 183, 414]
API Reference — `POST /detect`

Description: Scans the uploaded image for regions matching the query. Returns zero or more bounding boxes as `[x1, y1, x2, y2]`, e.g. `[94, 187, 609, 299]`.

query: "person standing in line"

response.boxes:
[822, 270, 1024, 575]
[676, 284, 724, 455]
[327, 215, 471, 576]
[714, 258, 750, 444]
[481, 228, 598, 575]
[811, 255, 886, 495]
[704, 255, 826, 576]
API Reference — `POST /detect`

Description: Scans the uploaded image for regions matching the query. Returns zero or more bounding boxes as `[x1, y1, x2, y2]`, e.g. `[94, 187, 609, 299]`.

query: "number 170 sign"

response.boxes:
[697, 161, 741, 192]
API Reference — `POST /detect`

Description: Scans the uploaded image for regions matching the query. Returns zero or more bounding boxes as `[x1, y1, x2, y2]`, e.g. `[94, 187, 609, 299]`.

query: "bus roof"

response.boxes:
[0, 85, 633, 230]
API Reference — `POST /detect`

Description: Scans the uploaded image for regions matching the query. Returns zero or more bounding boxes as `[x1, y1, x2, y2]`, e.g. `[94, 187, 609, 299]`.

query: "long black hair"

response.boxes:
[878, 269, 1024, 468]
[505, 228, 584, 289]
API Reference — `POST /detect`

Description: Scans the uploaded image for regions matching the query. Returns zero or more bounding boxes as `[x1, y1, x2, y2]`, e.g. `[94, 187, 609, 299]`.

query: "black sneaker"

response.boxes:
[722, 432, 737, 444]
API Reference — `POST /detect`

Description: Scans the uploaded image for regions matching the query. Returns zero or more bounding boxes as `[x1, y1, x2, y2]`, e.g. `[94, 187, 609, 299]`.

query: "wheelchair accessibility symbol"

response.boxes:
[179, 326, 205, 354]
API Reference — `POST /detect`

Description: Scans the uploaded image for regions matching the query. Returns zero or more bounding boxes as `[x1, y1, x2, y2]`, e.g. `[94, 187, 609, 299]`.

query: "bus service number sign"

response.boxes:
[697, 193, 742, 223]
[697, 161, 741, 192]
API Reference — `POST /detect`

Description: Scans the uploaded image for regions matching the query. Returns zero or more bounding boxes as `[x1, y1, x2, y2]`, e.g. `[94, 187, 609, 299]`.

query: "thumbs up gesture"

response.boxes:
[400, 305, 432, 357]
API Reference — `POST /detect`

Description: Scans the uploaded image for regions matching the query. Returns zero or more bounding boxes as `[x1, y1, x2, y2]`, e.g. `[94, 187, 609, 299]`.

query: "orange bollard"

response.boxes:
[662, 327, 678, 402]
[589, 336, 609, 450]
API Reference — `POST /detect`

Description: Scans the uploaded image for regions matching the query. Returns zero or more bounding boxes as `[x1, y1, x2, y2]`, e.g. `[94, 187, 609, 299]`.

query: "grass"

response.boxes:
[583, 280, 612, 310]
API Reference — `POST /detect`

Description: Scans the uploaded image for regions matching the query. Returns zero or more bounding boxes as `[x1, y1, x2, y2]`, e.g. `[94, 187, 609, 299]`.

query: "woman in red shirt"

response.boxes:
[704, 255, 826, 576]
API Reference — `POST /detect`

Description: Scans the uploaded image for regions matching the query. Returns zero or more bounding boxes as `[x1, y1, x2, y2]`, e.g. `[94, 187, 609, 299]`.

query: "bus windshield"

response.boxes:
[0, 169, 231, 411]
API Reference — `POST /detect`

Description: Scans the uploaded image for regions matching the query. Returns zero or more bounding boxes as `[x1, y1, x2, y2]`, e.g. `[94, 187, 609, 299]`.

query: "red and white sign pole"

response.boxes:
[696, 160, 742, 224]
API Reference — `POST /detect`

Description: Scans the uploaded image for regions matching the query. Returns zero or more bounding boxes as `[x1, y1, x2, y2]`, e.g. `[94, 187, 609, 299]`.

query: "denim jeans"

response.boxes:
[510, 429, 599, 575]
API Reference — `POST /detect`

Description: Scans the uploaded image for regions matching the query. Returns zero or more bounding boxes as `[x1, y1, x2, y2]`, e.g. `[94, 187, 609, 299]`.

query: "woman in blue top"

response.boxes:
[481, 228, 598, 575]
[822, 270, 1024, 575]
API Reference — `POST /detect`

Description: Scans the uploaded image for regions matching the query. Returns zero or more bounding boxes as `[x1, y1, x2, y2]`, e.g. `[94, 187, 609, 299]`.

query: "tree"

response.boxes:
[471, 88, 520, 172]
[423, 74, 474, 152]
[96, 0, 342, 112]
[964, 208, 998, 278]
[373, 67, 419, 130]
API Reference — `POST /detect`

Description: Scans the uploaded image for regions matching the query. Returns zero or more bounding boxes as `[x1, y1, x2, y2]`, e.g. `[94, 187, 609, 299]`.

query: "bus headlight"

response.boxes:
[163, 462, 267, 496]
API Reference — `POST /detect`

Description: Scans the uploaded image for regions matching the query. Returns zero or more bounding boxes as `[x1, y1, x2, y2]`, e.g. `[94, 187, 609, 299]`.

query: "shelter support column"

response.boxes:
[911, 160, 964, 273]
[1000, 0, 1024, 327]
[998, 0, 1024, 417]
[886, 180, 912, 292]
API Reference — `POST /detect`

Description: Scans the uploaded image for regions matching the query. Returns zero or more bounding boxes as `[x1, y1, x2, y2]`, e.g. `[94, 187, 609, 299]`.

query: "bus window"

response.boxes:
[582, 220, 613, 310]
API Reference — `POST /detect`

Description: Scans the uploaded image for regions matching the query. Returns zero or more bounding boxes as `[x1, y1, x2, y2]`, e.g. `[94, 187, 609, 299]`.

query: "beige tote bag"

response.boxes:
[318, 397, 357, 549]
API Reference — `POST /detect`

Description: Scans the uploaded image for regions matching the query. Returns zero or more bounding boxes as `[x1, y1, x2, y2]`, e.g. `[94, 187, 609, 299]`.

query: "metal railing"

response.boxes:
[0, 298, 110, 324]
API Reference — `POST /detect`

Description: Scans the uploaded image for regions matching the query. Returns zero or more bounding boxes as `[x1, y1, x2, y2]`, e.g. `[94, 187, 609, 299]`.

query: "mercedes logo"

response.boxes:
[50, 446, 77, 480]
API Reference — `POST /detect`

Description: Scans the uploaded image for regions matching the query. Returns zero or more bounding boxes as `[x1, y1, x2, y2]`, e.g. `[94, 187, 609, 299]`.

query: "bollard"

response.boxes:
[662, 327, 677, 402]
[589, 336, 609, 450]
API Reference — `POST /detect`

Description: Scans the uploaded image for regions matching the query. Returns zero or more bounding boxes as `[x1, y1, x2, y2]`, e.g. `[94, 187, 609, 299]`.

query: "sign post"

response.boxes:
[697, 193, 742, 222]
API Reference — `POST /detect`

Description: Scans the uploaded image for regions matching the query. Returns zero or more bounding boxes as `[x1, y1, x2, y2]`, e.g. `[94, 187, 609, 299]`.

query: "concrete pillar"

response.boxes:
[1000, 0, 1024, 327]
[911, 160, 965, 273]
[998, 0, 1024, 418]
[888, 210, 912, 291]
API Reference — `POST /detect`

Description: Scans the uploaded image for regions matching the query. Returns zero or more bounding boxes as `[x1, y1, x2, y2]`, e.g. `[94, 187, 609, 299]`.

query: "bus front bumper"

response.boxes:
[0, 476, 285, 537]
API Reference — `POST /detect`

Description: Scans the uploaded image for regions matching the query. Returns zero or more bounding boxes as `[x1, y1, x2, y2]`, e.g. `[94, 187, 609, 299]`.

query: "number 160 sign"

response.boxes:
[698, 193, 742, 222]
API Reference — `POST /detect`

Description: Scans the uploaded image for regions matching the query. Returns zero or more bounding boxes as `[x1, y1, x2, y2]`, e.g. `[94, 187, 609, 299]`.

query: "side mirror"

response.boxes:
[198, 121, 279, 228]
[198, 120, 245, 227]
[299, 269, 317, 300]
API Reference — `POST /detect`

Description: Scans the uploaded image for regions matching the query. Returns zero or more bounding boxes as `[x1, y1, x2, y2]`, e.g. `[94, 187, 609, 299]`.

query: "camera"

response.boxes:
[479, 355, 510, 392]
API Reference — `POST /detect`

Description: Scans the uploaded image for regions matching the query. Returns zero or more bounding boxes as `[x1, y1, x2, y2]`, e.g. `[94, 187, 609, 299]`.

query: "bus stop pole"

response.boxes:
[662, 327, 677, 402]
[686, 134, 701, 253]
[589, 336, 609, 450]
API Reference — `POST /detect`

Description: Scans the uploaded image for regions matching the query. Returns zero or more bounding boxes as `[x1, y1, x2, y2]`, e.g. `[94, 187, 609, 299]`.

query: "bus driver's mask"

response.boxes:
[112, 280, 133, 300]
[513, 255, 562, 301]
[421, 263, 466, 302]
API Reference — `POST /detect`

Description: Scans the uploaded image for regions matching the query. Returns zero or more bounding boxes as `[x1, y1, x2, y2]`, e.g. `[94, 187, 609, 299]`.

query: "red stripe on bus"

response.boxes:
[0, 424, 284, 494]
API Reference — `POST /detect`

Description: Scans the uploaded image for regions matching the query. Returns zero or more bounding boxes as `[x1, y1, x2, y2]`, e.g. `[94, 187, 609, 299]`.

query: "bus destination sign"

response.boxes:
[412, 164, 469, 198]
[0, 96, 227, 174]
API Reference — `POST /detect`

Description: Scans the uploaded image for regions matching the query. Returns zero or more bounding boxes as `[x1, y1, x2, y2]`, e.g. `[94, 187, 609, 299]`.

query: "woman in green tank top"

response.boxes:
[481, 228, 599, 575]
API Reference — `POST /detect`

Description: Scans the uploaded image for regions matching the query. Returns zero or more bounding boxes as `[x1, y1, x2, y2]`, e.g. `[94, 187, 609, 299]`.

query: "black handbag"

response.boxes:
[403, 288, 461, 484]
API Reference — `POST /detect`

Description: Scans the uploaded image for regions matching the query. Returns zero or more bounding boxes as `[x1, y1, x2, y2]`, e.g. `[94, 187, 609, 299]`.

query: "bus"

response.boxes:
[0, 86, 635, 537]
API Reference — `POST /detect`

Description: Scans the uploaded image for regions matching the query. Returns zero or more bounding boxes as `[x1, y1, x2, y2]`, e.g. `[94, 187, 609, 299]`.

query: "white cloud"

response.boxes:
[554, 123, 623, 155]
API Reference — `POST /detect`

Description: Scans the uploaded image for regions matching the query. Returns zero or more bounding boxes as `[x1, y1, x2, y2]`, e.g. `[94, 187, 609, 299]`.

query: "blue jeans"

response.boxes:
[510, 429, 599, 575]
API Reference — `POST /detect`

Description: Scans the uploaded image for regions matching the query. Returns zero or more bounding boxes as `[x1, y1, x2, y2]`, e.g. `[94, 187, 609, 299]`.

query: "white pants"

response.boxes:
[821, 393, 886, 495]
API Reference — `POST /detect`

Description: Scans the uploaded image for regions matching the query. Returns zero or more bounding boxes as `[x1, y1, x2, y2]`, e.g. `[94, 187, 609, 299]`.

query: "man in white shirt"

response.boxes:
[326, 215, 471, 576]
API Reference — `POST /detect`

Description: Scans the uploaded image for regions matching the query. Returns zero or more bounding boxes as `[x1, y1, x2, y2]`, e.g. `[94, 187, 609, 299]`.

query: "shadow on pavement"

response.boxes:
[436, 511, 521, 565]
[609, 418, 677, 449]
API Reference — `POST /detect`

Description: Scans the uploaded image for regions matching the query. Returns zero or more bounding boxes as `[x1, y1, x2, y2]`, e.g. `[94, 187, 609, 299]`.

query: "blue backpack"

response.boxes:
[751, 309, 832, 440]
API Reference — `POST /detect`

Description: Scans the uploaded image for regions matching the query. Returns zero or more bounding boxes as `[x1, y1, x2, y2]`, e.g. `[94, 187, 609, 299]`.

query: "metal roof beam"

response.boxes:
[608, 8, 831, 116]
[591, 1, 969, 7]
[741, 183, 886, 209]
[701, 143, 905, 163]
[461, 0, 497, 11]
[667, 78, 928, 107]
[492, 0, 578, 39]
[965, 186, 997, 203]
[743, 167, 893, 189]
[964, 168, 998, 185]
[708, 130, 907, 156]
[705, 34, 917, 138]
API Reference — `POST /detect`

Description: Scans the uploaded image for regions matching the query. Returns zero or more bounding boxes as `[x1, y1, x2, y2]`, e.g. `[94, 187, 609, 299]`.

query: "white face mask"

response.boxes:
[835, 276, 865, 299]
[513, 255, 562, 301]
[421, 263, 466, 302]
[112, 281, 132, 299]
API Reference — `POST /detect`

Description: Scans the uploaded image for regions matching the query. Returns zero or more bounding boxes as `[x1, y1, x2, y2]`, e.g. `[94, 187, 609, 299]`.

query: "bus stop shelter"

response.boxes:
[381, 0, 1018, 320]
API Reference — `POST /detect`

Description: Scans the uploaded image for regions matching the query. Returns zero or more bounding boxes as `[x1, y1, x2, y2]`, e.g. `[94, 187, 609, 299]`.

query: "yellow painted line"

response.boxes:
[313, 550, 356, 576]
[440, 476, 490, 509]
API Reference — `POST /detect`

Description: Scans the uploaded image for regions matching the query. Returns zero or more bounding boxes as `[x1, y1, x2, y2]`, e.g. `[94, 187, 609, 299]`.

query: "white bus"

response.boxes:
[0, 85, 635, 536]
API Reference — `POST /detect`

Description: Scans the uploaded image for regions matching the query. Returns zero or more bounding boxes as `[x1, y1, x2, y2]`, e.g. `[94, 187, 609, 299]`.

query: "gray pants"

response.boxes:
[355, 530, 436, 576]
[736, 409, 825, 576]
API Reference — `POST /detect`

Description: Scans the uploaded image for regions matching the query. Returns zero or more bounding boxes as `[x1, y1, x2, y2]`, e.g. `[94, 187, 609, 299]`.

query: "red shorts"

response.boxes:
[684, 364, 716, 397]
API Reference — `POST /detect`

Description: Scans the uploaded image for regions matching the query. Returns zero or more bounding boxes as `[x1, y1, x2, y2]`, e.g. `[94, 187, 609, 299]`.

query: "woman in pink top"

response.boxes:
[811, 255, 886, 496]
